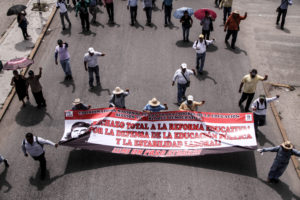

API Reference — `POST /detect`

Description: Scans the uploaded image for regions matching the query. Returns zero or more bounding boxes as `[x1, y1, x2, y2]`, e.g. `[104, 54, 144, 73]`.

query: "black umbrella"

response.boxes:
[7, 5, 27, 16]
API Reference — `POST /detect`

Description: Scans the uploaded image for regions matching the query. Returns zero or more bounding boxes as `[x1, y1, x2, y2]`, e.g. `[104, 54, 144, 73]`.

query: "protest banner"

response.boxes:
[60, 108, 256, 157]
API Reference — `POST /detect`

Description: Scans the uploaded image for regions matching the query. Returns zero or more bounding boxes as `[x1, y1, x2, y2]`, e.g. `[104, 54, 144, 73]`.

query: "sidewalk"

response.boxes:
[0, 0, 56, 109]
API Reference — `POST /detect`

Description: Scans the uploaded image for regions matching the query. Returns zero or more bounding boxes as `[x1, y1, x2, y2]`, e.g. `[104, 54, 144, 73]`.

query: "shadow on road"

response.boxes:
[275, 26, 291, 34]
[60, 79, 76, 93]
[29, 169, 64, 191]
[195, 71, 217, 85]
[256, 129, 276, 147]
[15, 40, 35, 51]
[0, 167, 12, 193]
[106, 22, 121, 28]
[61, 27, 72, 36]
[134, 20, 144, 30]
[63, 149, 258, 178]
[225, 42, 248, 55]
[91, 21, 105, 28]
[79, 30, 97, 37]
[88, 84, 111, 96]
[257, 178, 300, 200]
[175, 40, 193, 48]
[206, 44, 218, 52]
[15, 103, 52, 126]
[166, 22, 179, 30]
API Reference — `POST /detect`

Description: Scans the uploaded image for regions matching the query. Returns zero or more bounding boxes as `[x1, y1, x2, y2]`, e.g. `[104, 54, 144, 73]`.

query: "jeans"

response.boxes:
[89, 5, 97, 22]
[182, 26, 190, 41]
[223, 7, 231, 24]
[202, 29, 210, 40]
[32, 91, 46, 107]
[60, 59, 72, 76]
[144, 7, 152, 24]
[164, 5, 172, 25]
[239, 92, 254, 112]
[80, 12, 90, 31]
[88, 66, 100, 87]
[60, 11, 71, 29]
[225, 29, 238, 48]
[276, 8, 287, 28]
[268, 160, 288, 181]
[196, 52, 206, 72]
[32, 152, 46, 179]
[106, 3, 114, 22]
[177, 83, 188, 104]
[130, 6, 137, 24]
[254, 113, 266, 132]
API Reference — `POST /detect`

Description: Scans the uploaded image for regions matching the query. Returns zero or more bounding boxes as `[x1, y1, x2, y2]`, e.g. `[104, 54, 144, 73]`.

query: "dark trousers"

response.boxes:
[239, 92, 254, 112]
[177, 83, 188, 104]
[20, 27, 29, 40]
[276, 8, 287, 28]
[223, 7, 231, 24]
[164, 5, 172, 25]
[88, 66, 100, 87]
[254, 113, 266, 131]
[32, 152, 46, 178]
[106, 3, 114, 22]
[182, 26, 190, 41]
[130, 6, 137, 24]
[196, 52, 206, 73]
[60, 12, 71, 29]
[215, 0, 221, 7]
[144, 7, 152, 24]
[225, 29, 238, 48]
[202, 29, 211, 40]
[80, 12, 90, 31]
[32, 91, 46, 107]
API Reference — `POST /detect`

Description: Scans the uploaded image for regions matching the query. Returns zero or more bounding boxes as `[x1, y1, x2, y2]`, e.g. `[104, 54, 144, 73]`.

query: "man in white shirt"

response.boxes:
[84, 47, 106, 89]
[22, 133, 58, 180]
[192, 34, 214, 75]
[251, 94, 280, 132]
[172, 63, 196, 105]
[57, 0, 71, 30]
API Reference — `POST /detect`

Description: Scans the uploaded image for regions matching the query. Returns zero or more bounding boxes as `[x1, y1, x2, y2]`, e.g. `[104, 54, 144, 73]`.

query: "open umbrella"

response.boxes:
[3, 57, 33, 70]
[7, 5, 27, 16]
[173, 7, 194, 19]
[194, 8, 217, 20]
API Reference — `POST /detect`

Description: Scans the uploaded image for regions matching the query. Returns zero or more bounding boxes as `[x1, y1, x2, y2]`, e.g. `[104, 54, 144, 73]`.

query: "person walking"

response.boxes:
[22, 133, 58, 180]
[75, 0, 90, 32]
[143, 0, 153, 26]
[238, 69, 268, 112]
[127, 0, 138, 26]
[200, 11, 214, 40]
[17, 11, 30, 40]
[109, 87, 129, 108]
[193, 34, 215, 74]
[224, 10, 247, 49]
[172, 63, 196, 105]
[84, 47, 106, 89]
[219, 0, 233, 25]
[180, 11, 193, 42]
[251, 94, 279, 132]
[89, 0, 98, 23]
[55, 39, 73, 80]
[257, 141, 300, 183]
[276, 0, 292, 30]
[162, 0, 173, 27]
[0, 155, 9, 168]
[57, 0, 71, 30]
[27, 68, 46, 109]
[143, 98, 168, 112]
[215, 0, 221, 7]
[11, 70, 29, 107]
[179, 95, 205, 111]
[103, 0, 115, 24]
[72, 98, 91, 110]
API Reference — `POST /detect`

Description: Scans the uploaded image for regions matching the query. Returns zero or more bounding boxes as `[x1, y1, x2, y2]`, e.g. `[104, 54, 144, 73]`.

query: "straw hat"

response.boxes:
[281, 141, 293, 150]
[112, 87, 124, 95]
[233, 10, 240, 14]
[148, 98, 160, 107]
[199, 34, 204, 39]
[72, 98, 81, 105]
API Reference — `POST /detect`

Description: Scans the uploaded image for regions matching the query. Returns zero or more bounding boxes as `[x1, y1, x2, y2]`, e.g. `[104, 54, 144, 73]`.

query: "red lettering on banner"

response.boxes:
[151, 132, 161, 139]
[116, 130, 150, 138]
[169, 123, 205, 131]
[105, 128, 114, 136]
[131, 149, 144, 155]
[163, 132, 172, 139]
[150, 124, 156, 130]
[122, 139, 132, 146]
[144, 150, 155, 156]
[116, 138, 121, 145]
[158, 123, 167, 130]
[95, 120, 125, 128]
[91, 127, 103, 134]
[112, 148, 131, 154]
[126, 122, 149, 130]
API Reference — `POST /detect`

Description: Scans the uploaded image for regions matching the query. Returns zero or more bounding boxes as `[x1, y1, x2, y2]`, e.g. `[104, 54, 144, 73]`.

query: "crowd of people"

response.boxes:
[2, 0, 298, 185]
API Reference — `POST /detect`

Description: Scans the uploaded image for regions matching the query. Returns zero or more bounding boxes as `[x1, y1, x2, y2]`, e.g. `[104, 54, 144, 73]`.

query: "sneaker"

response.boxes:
[3, 159, 9, 168]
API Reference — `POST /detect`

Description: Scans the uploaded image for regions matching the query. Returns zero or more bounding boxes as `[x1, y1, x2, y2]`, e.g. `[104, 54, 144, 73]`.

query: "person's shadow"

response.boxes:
[146, 23, 157, 30]
[29, 169, 64, 191]
[276, 26, 291, 34]
[106, 22, 121, 28]
[166, 22, 179, 30]
[134, 20, 144, 30]
[0, 167, 12, 193]
[225, 42, 247, 55]
[206, 44, 218, 52]
[61, 26, 72, 37]
[256, 129, 276, 146]
[60, 79, 76, 93]
[175, 40, 193, 48]
[80, 30, 97, 37]
[90, 21, 105, 28]
[195, 71, 217, 85]
[88, 83, 111, 96]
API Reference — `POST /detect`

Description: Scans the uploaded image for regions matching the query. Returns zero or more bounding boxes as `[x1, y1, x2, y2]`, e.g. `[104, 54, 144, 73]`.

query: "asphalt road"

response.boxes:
[0, 0, 299, 199]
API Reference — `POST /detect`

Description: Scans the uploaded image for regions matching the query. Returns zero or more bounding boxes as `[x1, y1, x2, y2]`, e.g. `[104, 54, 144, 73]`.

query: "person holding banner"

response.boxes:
[172, 63, 196, 105]
[257, 141, 300, 183]
[109, 87, 129, 108]
[143, 98, 168, 112]
[179, 95, 205, 111]
[22, 133, 58, 180]
[72, 98, 91, 110]
[251, 94, 279, 132]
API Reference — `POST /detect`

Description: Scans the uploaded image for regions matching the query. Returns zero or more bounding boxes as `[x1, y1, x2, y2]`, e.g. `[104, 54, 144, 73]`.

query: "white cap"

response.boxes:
[181, 63, 187, 69]
[187, 95, 194, 101]
[88, 47, 95, 53]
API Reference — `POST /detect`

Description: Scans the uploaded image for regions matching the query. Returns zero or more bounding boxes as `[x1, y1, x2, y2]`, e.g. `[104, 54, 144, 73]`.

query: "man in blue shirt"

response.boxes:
[276, 0, 292, 30]
[143, 98, 168, 112]
[162, 0, 173, 27]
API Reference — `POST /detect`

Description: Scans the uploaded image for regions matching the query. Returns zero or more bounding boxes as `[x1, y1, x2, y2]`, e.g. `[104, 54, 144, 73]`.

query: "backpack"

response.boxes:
[23, 136, 44, 149]
[256, 99, 267, 110]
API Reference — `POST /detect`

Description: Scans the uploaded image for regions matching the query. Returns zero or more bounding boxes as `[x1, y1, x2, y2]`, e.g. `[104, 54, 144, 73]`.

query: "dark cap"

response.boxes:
[250, 69, 257, 74]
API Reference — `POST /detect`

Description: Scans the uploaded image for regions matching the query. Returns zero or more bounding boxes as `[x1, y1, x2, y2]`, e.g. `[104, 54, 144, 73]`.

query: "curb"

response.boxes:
[0, 7, 57, 122]
[263, 82, 300, 179]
